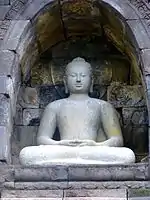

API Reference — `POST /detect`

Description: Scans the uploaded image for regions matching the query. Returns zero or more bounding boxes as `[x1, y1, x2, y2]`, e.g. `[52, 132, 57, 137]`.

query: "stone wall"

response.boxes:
[12, 36, 148, 164]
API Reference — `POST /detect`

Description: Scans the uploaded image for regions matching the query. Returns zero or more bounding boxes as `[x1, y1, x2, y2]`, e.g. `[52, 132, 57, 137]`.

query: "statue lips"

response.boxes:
[75, 84, 82, 88]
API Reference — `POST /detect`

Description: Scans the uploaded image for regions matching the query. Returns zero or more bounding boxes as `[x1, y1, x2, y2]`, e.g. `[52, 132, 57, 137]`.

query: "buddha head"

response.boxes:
[64, 57, 93, 94]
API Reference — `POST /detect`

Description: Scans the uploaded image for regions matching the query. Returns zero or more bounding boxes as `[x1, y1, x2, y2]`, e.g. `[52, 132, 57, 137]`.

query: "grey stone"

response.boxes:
[0, 126, 11, 163]
[0, 6, 10, 19]
[14, 166, 68, 181]
[23, 108, 43, 126]
[39, 85, 67, 108]
[0, 0, 10, 5]
[11, 53, 20, 96]
[126, 19, 150, 49]
[68, 181, 150, 190]
[68, 164, 148, 181]
[102, 0, 140, 20]
[3, 181, 15, 189]
[129, 198, 150, 200]
[107, 84, 145, 108]
[14, 126, 38, 149]
[0, 94, 12, 127]
[18, 0, 58, 20]
[2, 20, 30, 50]
[0, 20, 11, 41]
[141, 49, 150, 75]
[14, 104, 22, 125]
[122, 107, 148, 125]
[68, 166, 111, 181]
[0, 75, 13, 96]
[0, 75, 17, 117]
[0, 165, 15, 182]
[0, 50, 15, 75]
[5, 0, 25, 20]
[1, 189, 63, 198]
[128, 189, 150, 199]
[64, 189, 127, 198]
[14, 181, 68, 190]
[123, 125, 148, 154]
[18, 87, 39, 108]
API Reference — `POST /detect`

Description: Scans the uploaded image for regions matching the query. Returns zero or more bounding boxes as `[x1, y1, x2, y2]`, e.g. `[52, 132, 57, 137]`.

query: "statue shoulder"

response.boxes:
[94, 99, 114, 109]
[45, 99, 65, 112]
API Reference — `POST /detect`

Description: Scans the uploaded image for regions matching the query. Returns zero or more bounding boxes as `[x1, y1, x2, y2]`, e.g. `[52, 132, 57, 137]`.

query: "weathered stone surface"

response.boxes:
[5, 0, 25, 20]
[14, 104, 22, 125]
[64, 189, 126, 199]
[68, 181, 150, 190]
[123, 125, 148, 154]
[39, 85, 67, 108]
[0, 165, 15, 182]
[3, 181, 15, 189]
[126, 19, 150, 49]
[102, 0, 140, 20]
[128, 189, 150, 199]
[14, 126, 38, 149]
[141, 49, 150, 75]
[18, 87, 39, 108]
[31, 62, 53, 86]
[0, 0, 10, 5]
[15, 166, 68, 181]
[107, 84, 145, 107]
[33, 2, 64, 52]
[2, 20, 30, 50]
[0, 50, 15, 75]
[1, 189, 63, 198]
[14, 181, 68, 190]
[68, 164, 148, 181]
[122, 107, 148, 125]
[0, 94, 12, 127]
[0, 75, 13, 96]
[0, 6, 10, 19]
[0, 126, 11, 163]
[68, 167, 111, 181]
[23, 108, 43, 126]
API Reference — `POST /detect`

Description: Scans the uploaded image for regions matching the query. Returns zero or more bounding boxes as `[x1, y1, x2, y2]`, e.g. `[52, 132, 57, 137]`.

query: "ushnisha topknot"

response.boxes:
[65, 57, 92, 75]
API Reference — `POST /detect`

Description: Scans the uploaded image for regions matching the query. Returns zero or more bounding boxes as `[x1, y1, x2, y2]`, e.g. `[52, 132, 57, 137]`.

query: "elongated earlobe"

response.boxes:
[63, 77, 69, 94]
[90, 78, 94, 93]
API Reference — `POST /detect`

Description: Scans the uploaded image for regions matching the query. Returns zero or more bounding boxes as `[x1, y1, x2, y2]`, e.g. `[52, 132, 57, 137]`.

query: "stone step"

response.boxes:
[1, 189, 127, 200]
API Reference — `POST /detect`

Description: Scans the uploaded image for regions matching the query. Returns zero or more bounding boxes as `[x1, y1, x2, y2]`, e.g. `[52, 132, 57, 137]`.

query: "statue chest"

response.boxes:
[57, 103, 100, 128]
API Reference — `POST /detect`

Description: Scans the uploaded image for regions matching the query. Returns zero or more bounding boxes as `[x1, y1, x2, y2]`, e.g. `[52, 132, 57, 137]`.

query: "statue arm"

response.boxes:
[37, 104, 58, 145]
[97, 102, 123, 147]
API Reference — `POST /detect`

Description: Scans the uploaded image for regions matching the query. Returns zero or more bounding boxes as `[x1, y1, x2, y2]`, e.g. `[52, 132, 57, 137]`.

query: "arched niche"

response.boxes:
[0, 0, 150, 167]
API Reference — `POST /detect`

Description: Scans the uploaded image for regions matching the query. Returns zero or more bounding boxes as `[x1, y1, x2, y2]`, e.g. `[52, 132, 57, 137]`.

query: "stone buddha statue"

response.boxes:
[19, 57, 135, 166]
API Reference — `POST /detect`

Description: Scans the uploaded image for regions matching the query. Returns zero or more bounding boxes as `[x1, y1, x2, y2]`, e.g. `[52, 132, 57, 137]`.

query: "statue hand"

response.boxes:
[79, 140, 97, 146]
[57, 140, 80, 146]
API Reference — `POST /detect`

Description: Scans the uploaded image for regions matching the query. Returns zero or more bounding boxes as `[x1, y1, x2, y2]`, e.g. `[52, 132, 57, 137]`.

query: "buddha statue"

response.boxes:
[19, 57, 135, 166]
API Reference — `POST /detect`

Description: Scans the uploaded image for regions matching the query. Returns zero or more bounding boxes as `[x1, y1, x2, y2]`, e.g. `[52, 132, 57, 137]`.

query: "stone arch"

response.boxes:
[0, 0, 149, 165]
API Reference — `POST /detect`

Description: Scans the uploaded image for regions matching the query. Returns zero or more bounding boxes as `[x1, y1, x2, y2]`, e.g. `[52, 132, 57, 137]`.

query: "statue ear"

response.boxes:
[63, 76, 69, 94]
[90, 77, 94, 93]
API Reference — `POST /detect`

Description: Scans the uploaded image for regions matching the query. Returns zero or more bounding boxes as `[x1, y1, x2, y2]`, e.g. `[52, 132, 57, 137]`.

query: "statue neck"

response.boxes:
[68, 93, 89, 100]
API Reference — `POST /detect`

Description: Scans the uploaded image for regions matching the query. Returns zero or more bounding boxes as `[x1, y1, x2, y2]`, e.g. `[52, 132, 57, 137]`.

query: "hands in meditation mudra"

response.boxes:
[19, 57, 135, 166]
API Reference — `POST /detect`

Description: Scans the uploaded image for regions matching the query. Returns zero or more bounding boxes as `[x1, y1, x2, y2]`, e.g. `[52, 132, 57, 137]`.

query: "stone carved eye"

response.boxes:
[70, 74, 76, 77]
[81, 74, 86, 77]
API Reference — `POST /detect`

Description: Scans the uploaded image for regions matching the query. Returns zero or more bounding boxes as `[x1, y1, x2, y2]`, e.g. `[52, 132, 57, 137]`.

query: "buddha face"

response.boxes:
[65, 62, 92, 94]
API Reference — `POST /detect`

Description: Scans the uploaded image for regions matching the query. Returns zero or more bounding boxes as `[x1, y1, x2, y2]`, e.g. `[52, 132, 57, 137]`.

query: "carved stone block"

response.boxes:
[122, 107, 148, 125]
[107, 84, 146, 107]
[18, 87, 39, 108]
[123, 125, 148, 154]
[14, 126, 38, 149]
[0, 126, 11, 163]
[23, 108, 43, 126]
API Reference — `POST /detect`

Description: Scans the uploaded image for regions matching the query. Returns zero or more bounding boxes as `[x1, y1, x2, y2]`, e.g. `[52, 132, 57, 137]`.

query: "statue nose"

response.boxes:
[76, 75, 81, 82]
